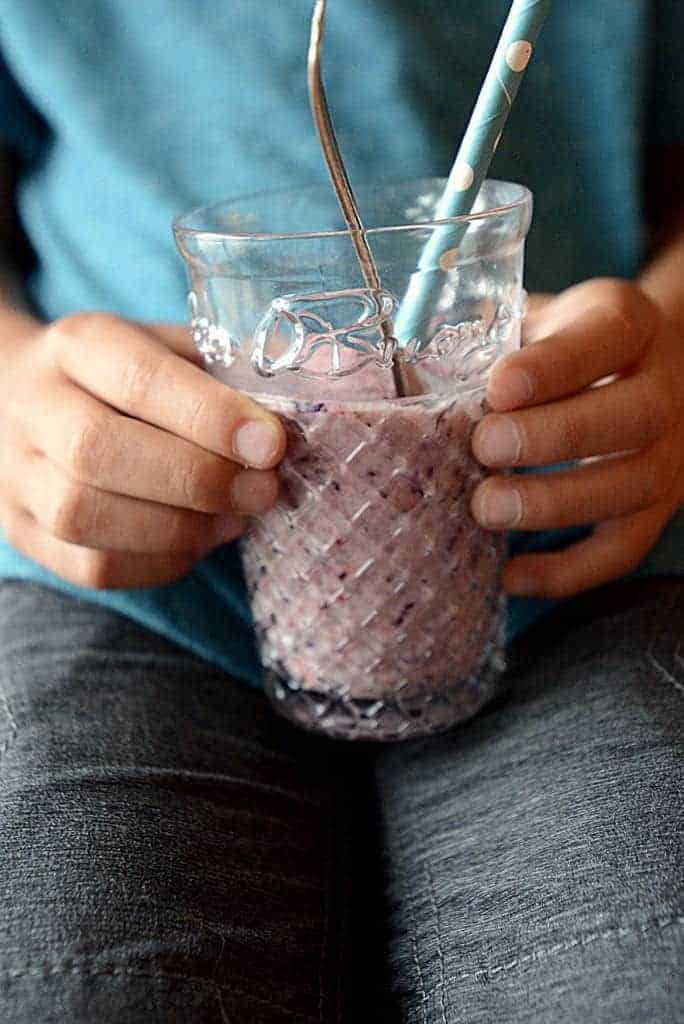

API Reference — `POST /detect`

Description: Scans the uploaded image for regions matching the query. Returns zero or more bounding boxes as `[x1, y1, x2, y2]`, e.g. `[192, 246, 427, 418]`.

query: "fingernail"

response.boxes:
[488, 367, 534, 410]
[231, 470, 279, 515]
[473, 415, 522, 466]
[474, 483, 523, 528]
[233, 421, 282, 468]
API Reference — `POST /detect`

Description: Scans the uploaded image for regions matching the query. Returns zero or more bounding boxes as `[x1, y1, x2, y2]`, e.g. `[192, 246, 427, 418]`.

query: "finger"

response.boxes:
[488, 280, 658, 411]
[52, 313, 286, 468]
[471, 438, 676, 531]
[1, 505, 207, 589]
[12, 454, 250, 553]
[22, 378, 266, 514]
[142, 322, 203, 364]
[472, 359, 674, 468]
[502, 501, 673, 599]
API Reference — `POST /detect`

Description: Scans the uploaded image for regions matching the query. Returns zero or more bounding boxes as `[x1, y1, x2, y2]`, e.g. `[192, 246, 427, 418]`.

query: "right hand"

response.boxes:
[0, 311, 286, 589]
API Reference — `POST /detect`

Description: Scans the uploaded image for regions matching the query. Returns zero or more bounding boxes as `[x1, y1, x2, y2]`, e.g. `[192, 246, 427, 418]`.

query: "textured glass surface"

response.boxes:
[241, 391, 507, 741]
[175, 180, 531, 741]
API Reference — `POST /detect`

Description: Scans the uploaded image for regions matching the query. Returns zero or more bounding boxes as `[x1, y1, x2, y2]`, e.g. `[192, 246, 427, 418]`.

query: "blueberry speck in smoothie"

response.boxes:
[392, 602, 415, 628]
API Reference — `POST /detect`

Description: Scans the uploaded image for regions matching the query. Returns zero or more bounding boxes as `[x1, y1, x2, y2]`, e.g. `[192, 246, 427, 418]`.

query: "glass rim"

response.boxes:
[173, 177, 532, 243]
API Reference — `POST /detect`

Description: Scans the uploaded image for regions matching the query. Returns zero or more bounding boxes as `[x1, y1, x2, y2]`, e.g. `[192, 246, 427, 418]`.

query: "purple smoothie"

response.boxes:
[239, 387, 507, 735]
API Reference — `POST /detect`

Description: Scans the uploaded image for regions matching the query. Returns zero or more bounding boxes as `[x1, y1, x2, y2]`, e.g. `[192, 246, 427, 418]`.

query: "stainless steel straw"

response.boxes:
[307, 0, 408, 397]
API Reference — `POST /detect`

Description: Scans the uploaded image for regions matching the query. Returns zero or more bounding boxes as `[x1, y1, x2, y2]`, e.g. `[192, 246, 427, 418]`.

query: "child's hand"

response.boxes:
[0, 312, 286, 589]
[471, 279, 684, 598]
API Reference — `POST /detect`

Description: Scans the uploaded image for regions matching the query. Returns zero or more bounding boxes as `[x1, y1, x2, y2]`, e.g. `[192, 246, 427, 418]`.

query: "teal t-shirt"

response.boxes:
[0, 1, 683, 684]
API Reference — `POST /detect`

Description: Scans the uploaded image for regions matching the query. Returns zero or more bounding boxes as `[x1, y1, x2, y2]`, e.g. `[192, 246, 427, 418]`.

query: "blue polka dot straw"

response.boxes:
[394, 0, 552, 345]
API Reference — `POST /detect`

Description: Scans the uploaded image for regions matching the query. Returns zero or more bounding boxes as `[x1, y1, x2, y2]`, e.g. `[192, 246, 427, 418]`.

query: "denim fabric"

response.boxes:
[373, 580, 684, 1022]
[0, 583, 359, 1022]
[0, 580, 682, 1022]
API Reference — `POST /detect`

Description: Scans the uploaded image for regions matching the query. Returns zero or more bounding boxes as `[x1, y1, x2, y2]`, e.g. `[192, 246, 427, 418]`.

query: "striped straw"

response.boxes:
[394, 0, 551, 345]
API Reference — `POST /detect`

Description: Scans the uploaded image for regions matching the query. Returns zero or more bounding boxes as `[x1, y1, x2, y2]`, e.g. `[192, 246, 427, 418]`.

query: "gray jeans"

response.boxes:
[0, 579, 681, 1022]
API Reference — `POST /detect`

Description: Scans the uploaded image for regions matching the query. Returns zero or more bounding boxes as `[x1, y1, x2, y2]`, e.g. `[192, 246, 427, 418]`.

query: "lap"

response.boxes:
[2, 578, 682, 1023]
[0, 581, 361, 1023]
[373, 578, 684, 1023]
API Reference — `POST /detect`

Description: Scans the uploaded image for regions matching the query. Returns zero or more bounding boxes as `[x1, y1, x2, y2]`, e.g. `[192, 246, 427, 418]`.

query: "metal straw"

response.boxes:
[307, 0, 408, 396]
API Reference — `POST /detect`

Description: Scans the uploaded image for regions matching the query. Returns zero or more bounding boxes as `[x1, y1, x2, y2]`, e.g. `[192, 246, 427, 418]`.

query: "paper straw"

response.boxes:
[394, 0, 551, 344]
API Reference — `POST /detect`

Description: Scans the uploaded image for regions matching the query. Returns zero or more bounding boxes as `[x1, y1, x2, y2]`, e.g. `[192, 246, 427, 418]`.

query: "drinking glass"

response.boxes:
[174, 179, 532, 740]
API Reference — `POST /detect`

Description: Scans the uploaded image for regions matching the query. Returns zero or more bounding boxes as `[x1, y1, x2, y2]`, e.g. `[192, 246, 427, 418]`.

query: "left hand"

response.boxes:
[470, 278, 684, 599]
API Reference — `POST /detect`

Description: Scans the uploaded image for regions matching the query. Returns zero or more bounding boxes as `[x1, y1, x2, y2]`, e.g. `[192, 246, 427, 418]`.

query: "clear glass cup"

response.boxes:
[174, 179, 533, 741]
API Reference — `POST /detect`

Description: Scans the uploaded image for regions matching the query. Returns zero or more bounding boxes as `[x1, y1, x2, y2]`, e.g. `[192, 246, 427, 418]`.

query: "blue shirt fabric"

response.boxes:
[0, 0, 683, 685]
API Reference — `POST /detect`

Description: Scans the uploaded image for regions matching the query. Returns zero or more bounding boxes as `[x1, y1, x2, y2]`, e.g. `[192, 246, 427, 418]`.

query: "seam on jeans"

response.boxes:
[646, 650, 684, 695]
[0, 963, 314, 1019]
[445, 912, 684, 986]
[7, 762, 324, 808]
[0, 687, 18, 765]
[645, 592, 684, 696]
[199, 914, 228, 1016]
[0, 645, 204, 669]
[407, 878, 429, 1024]
[424, 859, 447, 1024]
[217, 986, 232, 1023]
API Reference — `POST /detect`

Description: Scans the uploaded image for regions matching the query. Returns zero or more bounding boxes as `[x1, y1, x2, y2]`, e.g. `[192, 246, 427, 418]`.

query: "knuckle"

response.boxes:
[51, 311, 98, 341]
[46, 480, 92, 542]
[119, 352, 164, 409]
[65, 416, 108, 480]
[180, 456, 232, 511]
[176, 457, 218, 510]
[556, 411, 584, 460]
[52, 311, 116, 344]
[45, 312, 122, 369]
[186, 392, 213, 445]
